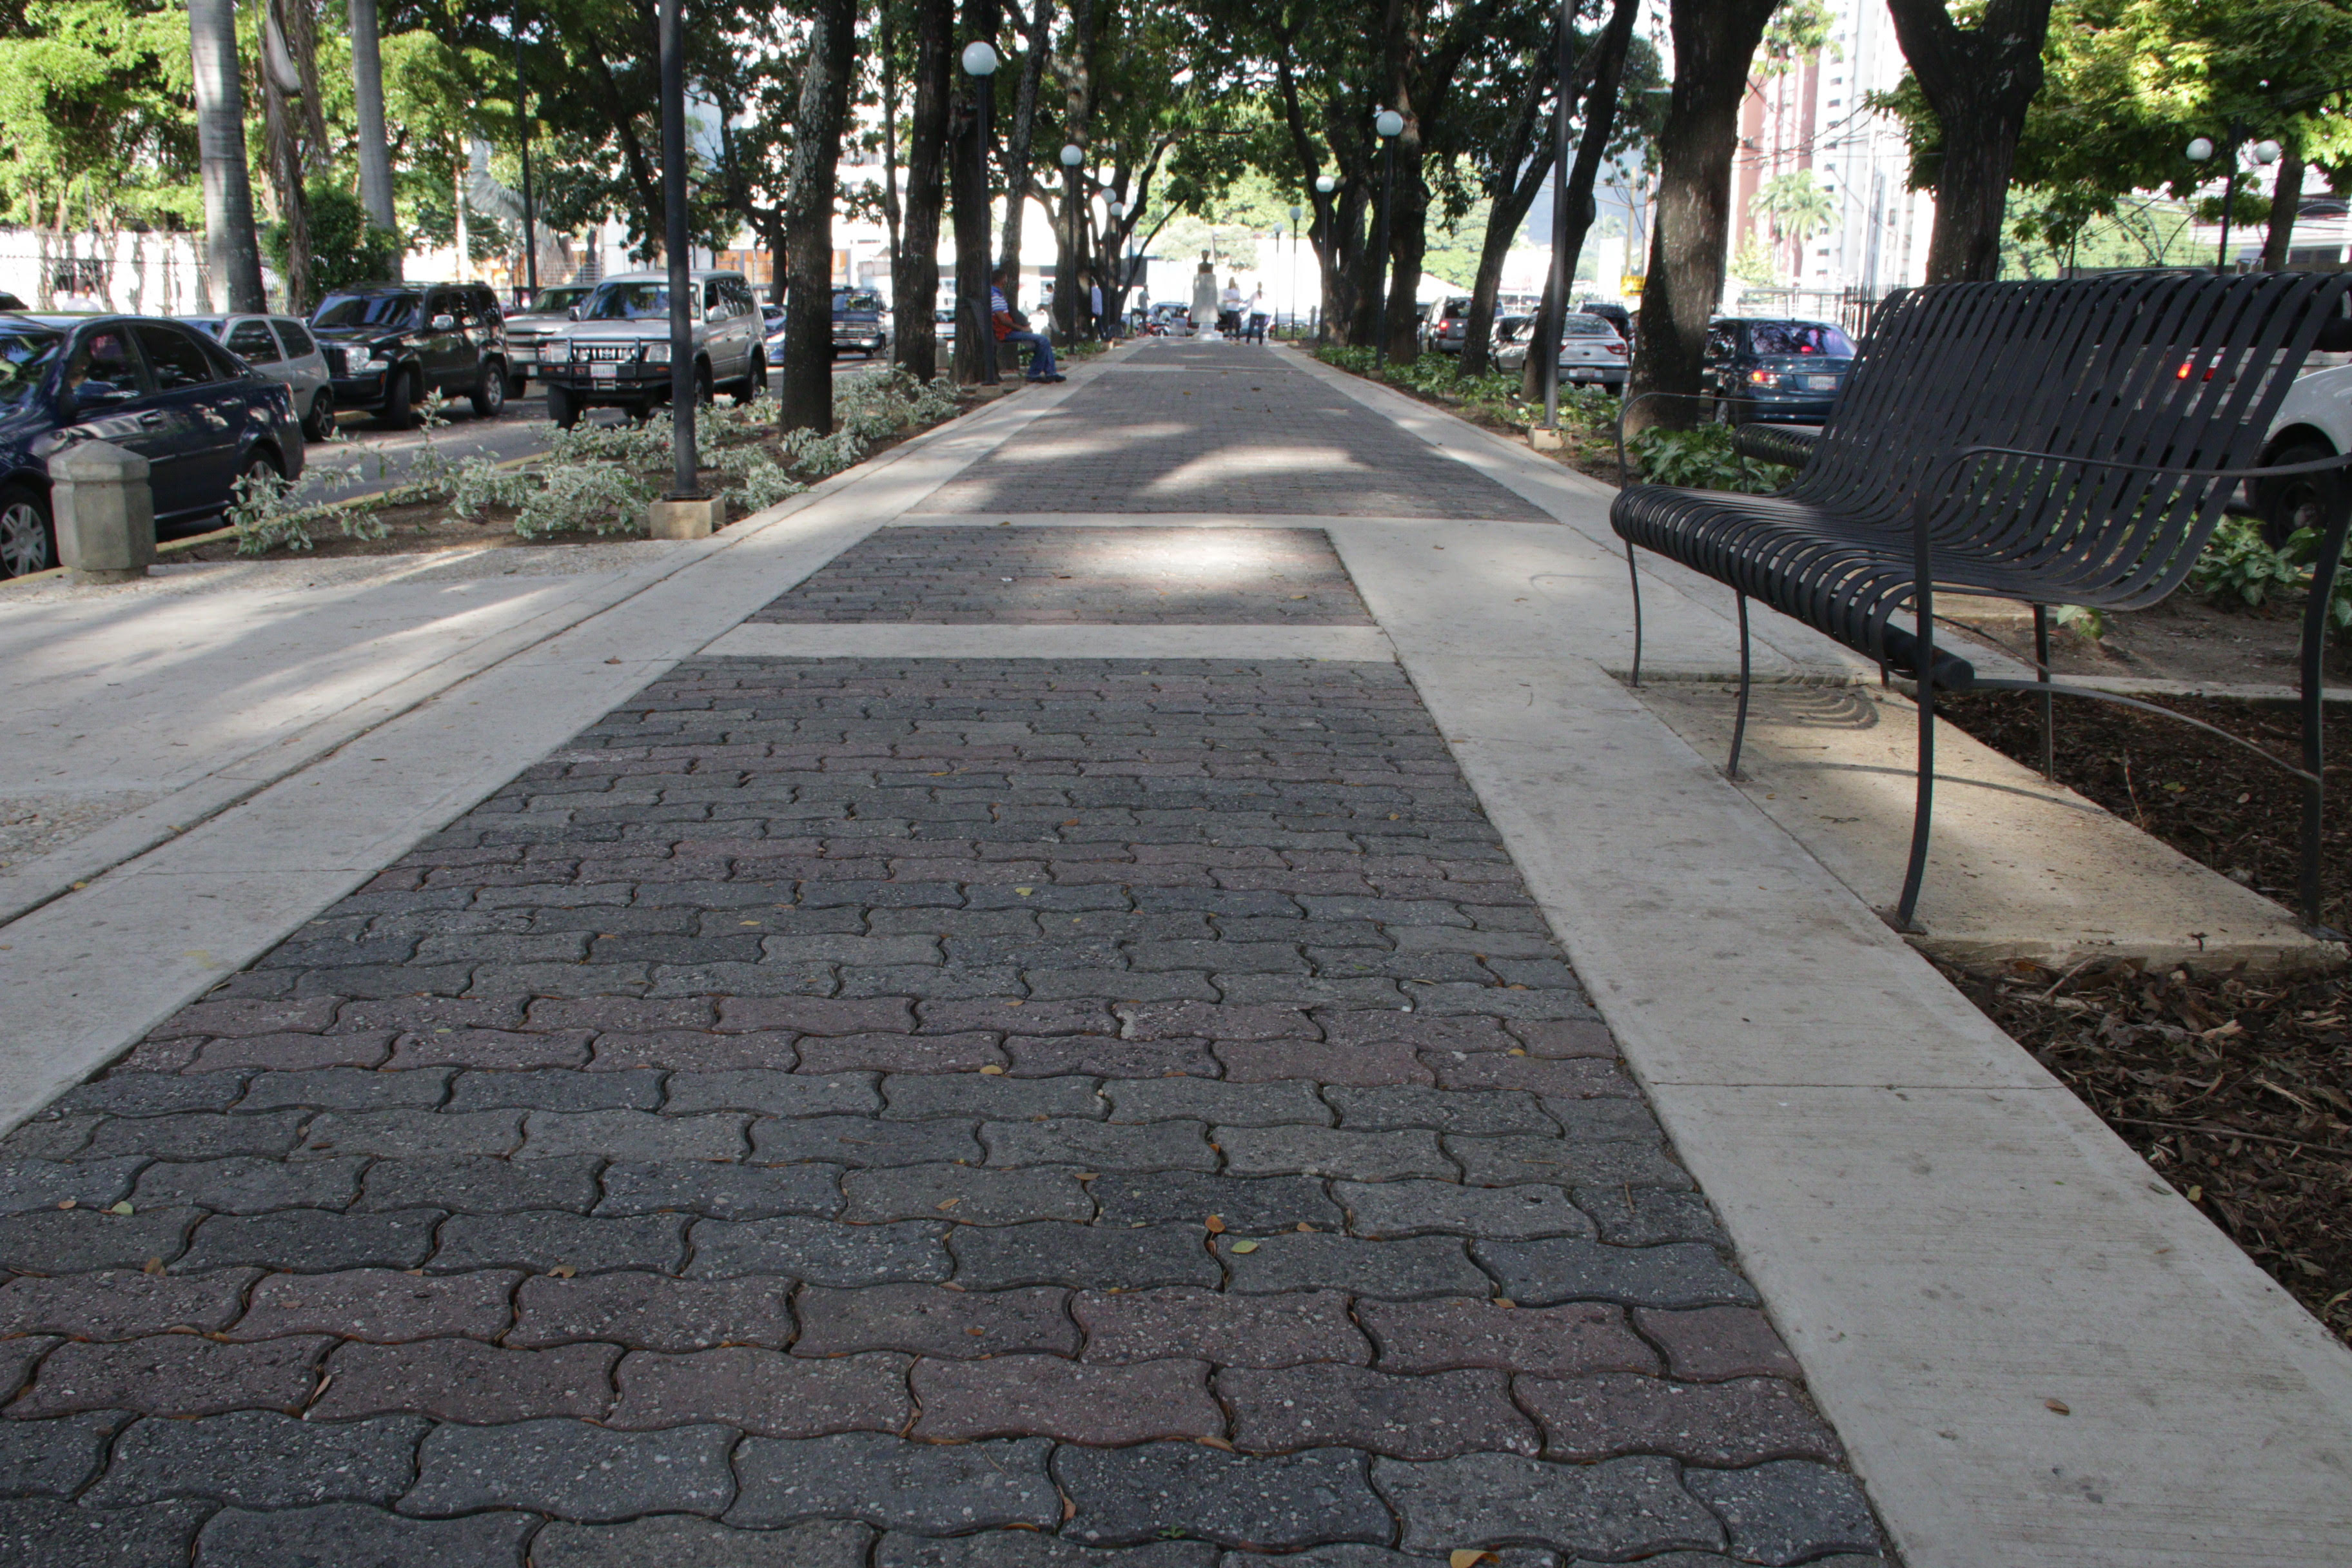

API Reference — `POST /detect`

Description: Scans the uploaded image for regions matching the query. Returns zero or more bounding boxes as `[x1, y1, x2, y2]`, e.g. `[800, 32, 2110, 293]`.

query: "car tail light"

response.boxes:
[1748, 369, 1775, 385]
[1607, 344, 1625, 355]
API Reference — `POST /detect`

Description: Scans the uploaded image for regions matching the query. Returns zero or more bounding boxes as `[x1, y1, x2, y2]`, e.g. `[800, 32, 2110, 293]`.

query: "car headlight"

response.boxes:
[342, 349, 380, 373]
[643, 340, 671, 364]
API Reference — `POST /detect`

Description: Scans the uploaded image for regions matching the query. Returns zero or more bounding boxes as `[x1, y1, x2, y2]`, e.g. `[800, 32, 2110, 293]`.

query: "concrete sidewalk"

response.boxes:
[0, 340, 2344, 1567]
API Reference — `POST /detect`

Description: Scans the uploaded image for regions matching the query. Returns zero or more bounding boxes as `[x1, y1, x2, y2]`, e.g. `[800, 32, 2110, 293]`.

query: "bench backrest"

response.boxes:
[1796, 272, 2352, 609]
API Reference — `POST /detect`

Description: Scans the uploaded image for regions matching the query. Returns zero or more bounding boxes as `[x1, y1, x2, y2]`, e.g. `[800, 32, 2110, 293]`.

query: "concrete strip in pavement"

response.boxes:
[1331, 516, 2352, 1567]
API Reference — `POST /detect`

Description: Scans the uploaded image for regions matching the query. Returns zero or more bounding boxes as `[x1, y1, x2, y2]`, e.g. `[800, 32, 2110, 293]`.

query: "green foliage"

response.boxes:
[1625, 425, 1785, 495]
[0, 0, 199, 234]
[2190, 517, 2307, 608]
[267, 183, 401, 299]
[511, 462, 653, 539]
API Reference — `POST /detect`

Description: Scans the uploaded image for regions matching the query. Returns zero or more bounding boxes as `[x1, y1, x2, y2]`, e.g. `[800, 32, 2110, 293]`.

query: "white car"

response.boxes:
[181, 313, 336, 441]
[1492, 311, 1627, 389]
[2253, 364, 2352, 544]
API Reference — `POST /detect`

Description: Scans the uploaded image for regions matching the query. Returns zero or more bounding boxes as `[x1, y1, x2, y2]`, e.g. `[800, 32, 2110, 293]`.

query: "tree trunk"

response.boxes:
[1460, 31, 1556, 378]
[1052, 0, 1099, 346]
[1885, 0, 2053, 284]
[2263, 144, 2305, 271]
[880, 11, 903, 268]
[997, 0, 1055, 288]
[349, 0, 399, 275]
[1520, 0, 1639, 398]
[896, 0, 954, 382]
[1626, 0, 1780, 434]
[188, 0, 266, 313]
[950, 0, 1003, 383]
[260, 0, 315, 313]
[780, 0, 858, 433]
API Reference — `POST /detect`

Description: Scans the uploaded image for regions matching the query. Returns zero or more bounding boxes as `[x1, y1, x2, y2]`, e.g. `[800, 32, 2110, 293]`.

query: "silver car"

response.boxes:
[182, 313, 336, 440]
[500, 283, 595, 396]
[536, 270, 766, 429]
[1493, 311, 1627, 390]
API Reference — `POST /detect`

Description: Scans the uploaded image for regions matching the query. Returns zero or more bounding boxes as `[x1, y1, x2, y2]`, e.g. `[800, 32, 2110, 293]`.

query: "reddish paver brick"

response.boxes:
[1073, 1287, 1369, 1367]
[1124, 1003, 1312, 1041]
[1357, 1298, 1659, 1377]
[1218, 1363, 1538, 1458]
[721, 997, 914, 1034]
[1430, 1054, 1636, 1098]
[110, 1037, 201, 1072]
[226, 1268, 520, 1342]
[912, 1354, 1220, 1443]
[1634, 1306, 1804, 1381]
[1509, 1019, 1618, 1058]
[608, 1346, 911, 1435]
[386, 1030, 594, 1069]
[307, 1338, 617, 1422]
[511, 1272, 794, 1351]
[793, 1284, 1077, 1359]
[798, 1032, 1008, 1074]
[1004, 1035, 1220, 1078]
[12, 1334, 331, 1417]
[587, 1031, 801, 1072]
[1216, 1039, 1432, 1086]
[0, 1268, 259, 1339]
[1320, 1014, 1514, 1054]
[150, 998, 342, 1040]
[191, 1030, 395, 1071]
[1516, 1372, 1843, 1464]
[527, 997, 716, 1034]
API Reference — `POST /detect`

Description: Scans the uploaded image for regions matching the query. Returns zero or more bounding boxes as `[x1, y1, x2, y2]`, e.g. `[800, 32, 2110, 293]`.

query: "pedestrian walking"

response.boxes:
[1246, 286, 1269, 344]
[1219, 276, 1244, 340]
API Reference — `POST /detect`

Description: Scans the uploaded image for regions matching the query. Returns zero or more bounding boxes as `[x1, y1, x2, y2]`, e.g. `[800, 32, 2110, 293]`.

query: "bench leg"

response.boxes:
[2034, 603, 2054, 780]
[2297, 479, 2351, 935]
[1895, 585, 1937, 934]
[1727, 592, 1752, 782]
[1624, 538, 1645, 688]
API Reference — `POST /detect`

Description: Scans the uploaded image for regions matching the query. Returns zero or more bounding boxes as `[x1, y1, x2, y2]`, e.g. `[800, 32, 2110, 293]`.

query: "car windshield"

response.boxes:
[182, 318, 228, 338]
[834, 291, 884, 313]
[583, 283, 673, 320]
[1562, 316, 1616, 337]
[1748, 322, 1852, 357]
[315, 293, 419, 331]
[0, 328, 61, 409]
[518, 288, 589, 317]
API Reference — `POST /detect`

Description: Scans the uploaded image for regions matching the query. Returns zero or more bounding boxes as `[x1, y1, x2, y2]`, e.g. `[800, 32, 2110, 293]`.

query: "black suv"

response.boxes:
[311, 282, 509, 429]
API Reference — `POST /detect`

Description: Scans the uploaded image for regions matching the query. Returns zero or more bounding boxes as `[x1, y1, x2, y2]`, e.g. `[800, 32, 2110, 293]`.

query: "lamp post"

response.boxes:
[1313, 173, 1336, 343]
[513, 19, 536, 306]
[2190, 130, 2280, 273]
[658, 0, 698, 499]
[962, 40, 1001, 384]
[1288, 204, 1302, 335]
[1107, 197, 1126, 337]
[1372, 109, 1403, 368]
[1060, 142, 1084, 345]
[1541, 0, 1578, 433]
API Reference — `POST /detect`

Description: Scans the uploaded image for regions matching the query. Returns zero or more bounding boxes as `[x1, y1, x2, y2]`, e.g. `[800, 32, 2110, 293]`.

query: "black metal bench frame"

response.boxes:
[1609, 273, 2352, 936]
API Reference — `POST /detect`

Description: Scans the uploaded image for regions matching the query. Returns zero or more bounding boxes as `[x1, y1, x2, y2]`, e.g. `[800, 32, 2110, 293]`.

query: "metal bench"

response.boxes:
[1611, 272, 2352, 933]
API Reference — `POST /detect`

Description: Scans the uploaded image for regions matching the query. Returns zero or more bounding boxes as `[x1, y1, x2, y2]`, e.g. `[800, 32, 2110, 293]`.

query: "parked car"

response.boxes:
[834, 288, 889, 358]
[500, 283, 594, 396]
[537, 270, 765, 429]
[1428, 296, 1475, 355]
[0, 293, 24, 313]
[180, 313, 335, 442]
[2249, 363, 2352, 545]
[309, 281, 510, 429]
[0, 313, 306, 576]
[1148, 302, 1192, 336]
[1701, 317, 1854, 425]
[1580, 300, 1633, 338]
[1492, 310, 1628, 389]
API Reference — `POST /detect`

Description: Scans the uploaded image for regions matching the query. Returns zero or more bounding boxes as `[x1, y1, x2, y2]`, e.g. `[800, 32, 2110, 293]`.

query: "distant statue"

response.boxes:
[1190, 255, 1219, 333]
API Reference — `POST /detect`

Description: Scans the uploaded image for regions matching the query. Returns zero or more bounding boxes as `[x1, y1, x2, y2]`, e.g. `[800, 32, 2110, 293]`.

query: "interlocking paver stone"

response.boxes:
[433, 1210, 688, 1273]
[793, 1282, 1077, 1358]
[11, 1333, 329, 1417]
[1217, 1125, 1451, 1180]
[1337, 1179, 1592, 1240]
[912, 1354, 1220, 1442]
[226, 1267, 519, 1342]
[0, 1157, 146, 1213]
[1073, 1286, 1369, 1366]
[1090, 1170, 1343, 1231]
[1222, 1364, 1539, 1458]
[0, 1206, 201, 1273]
[1446, 1135, 1690, 1191]
[309, 1339, 617, 1422]
[401, 1416, 739, 1520]
[510, 1271, 794, 1350]
[536, 1515, 875, 1568]
[885, 1072, 1106, 1120]
[295, 1109, 520, 1159]
[522, 1108, 748, 1160]
[1357, 1298, 1658, 1377]
[132, 1154, 364, 1212]
[239, 1067, 451, 1112]
[1219, 1231, 1489, 1297]
[844, 1162, 1094, 1224]
[689, 1216, 951, 1284]
[82, 1409, 427, 1507]
[179, 1206, 444, 1272]
[1518, 1373, 1842, 1464]
[1056, 1442, 1391, 1550]
[447, 1067, 663, 1112]
[0, 1497, 212, 1568]
[665, 1070, 878, 1116]
[195, 1503, 536, 1567]
[752, 1115, 981, 1166]
[883, 1533, 1217, 1567]
[609, 1346, 910, 1435]
[0, 1410, 128, 1498]
[1373, 1451, 1725, 1558]
[1104, 1077, 1330, 1126]
[1634, 1306, 1804, 1382]
[1474, 1240, 1759, 1309]
[1681, 1461, 1881, 1565]
[358, 1153, 602, 1213]
[0, 1268, 255, 1339]
[951, 1220, 1220, 1289]
[728, 1433, 1059, 1530]
[984, 1117, 1216, 1170]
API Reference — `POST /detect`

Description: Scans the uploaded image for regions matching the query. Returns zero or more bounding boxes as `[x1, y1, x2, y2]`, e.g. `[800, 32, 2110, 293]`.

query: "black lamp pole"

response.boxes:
[1373, 110, 1401, 369]
[513, 23, 536, 304]
[659, 0, 698, 497]
[1542, 0, 1578, 431]
[964, 43, 1000, 384]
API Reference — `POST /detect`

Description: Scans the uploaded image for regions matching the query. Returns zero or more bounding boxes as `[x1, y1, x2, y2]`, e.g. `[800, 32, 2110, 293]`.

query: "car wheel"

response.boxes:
[505, 371, 528, 400]
[378, 367, 416, 430]
[736, 351, 766, 405]
[547, 384, 581, 430]
[695, 362, 714, 406]
[301, 386, 335, 442]
[1711, 397, 1737, 426]
[2260, 439, 2335, 550]
[0, 485, 54, 578]
[471, 362, 506, 419]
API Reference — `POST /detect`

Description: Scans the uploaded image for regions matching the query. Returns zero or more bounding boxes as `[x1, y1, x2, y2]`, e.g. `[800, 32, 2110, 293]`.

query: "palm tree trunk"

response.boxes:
[188, 0, 266, 312]
[780, 0, 859, 433]
[350, 0, 399, 275]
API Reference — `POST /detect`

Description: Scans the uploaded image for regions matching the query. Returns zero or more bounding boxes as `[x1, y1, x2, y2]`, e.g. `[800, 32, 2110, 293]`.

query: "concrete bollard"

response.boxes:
[645, 496, 725, 540]
[50, 440, 155, 583]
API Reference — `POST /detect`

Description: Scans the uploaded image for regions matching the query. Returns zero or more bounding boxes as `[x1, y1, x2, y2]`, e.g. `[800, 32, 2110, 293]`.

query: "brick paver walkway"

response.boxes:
[0, 343, 1883, 1567]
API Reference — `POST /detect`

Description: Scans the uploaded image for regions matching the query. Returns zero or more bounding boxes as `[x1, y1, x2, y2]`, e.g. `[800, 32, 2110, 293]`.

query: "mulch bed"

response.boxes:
[1936, 690, 2352, 1343]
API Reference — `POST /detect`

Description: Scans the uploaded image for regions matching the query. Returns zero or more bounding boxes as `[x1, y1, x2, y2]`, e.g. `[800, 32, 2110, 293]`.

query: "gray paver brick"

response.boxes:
[1219, 1231, 1488, 1297]
[0, 1157, 146, 1214]
[882, 1531, 1219, 1567]
[0, 1498, 213, 1568]
[359, 1153, 601, 1213]
[12, 1333, 329, 1418]
[752, 1115, 981, 1166]
[310, 1339, 617, 1422]
[1104, 1077, 1330, 1126]
[1337, 1179, 1592, 1240]
[511, 1271, 793, 1350]
[1090, 1170, 1343, 1231]
[402, 1416, 739, 1521]
[0, 1411, 128, 1498]
[447, 1068, 665, 1112]
[133, 1155, 365, 1213]
[238, 1068, 451, 1112]
[1217, 1037, 1431, 1086]
[950, 1220, 1220, 1289]
[204, 1497, 532, 1558]
[1326, 1086, 1557, 1136]
[1681, 1461, 1881, 1565]
[83, 1409, 427, 1507]
[1220, 1549, 1560, 1568]
[521, 1109, 748, 1161]
[296, 1110, 521, 1159]
[1634, 1307, 1803, 1382]
[1446, 1135, 1690, 1191]
[0, 1269, 254, 1340]
[884, 1073, 1106, 1121]
[432, 1210, 688, 1273]
[688, 1215, 951, 1284]
[727, 1433, 1058, 1531]
[1357, 1298, 1658, 1377]
[1218, 1125, 1453, 1181]
[1074, 1286, 1369, 1366]
[984, 1117, 1217, 1171]
[599, 1159, 845, 1219]
[1373, 1452, 1725, 1558]
[665, 1070, 879, 1116]
[84, 1112, 306, 1161]
[1055, 1441, 1391, 1551]
[843, 1162, 1094, 1224]
[0, 1116, 96, 1160]
[609, 1346, 911, 1435]
[226, 1268, 519, 1342]
[1474, 1240, 1759, 1309]
[793, 1282, 1077, 1358]
[1220, 1363, 1538, 1458]
[912, 1353, 1221, 1442]
[1574, 1186, 1729, 1248]
[1518, 1374, 1843, 1465]
[179, 1207, 443, 1273]
[535, 1515, 874, 1568]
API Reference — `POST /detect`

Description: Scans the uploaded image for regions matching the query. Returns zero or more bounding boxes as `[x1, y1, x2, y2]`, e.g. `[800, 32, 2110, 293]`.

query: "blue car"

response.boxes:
[1700, 317, 1855, 426]
[0, 313, 306, 577]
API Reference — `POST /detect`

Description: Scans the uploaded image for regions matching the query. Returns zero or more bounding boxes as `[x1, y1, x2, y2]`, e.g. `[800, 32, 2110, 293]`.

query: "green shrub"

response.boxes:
[2190, 517, 2306, 609]
[1625, 424, 1785, 495]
